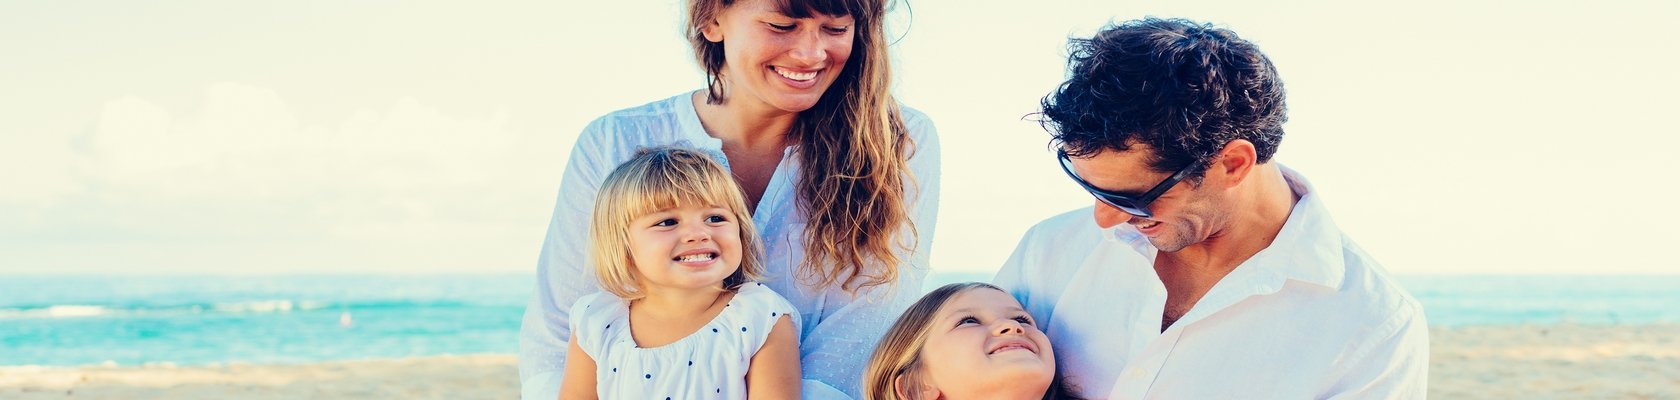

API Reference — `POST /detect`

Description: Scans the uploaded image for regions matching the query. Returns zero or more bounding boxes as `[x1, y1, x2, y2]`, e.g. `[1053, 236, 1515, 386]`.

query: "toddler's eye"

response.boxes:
[1013, 316, 1034, 325]
[653, 218, 678, 227]
[706, 215, 729, 223]
[956, 316, 979, 326]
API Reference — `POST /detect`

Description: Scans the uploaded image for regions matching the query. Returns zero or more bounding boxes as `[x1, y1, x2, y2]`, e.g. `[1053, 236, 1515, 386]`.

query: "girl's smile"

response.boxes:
[917, 288, 1056, 399]
[629, 203, 744, 291]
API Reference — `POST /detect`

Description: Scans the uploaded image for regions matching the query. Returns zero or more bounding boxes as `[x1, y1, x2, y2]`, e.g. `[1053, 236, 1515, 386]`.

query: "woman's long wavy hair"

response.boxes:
[686, 0, 915, 293]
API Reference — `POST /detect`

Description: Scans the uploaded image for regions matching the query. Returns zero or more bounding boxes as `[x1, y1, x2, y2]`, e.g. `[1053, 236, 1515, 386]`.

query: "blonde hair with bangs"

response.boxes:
[590, 147, 766, 300]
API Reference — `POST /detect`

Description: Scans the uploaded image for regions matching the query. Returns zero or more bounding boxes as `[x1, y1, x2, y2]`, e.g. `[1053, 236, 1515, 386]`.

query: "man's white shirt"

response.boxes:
[994, 166, 1428, 399]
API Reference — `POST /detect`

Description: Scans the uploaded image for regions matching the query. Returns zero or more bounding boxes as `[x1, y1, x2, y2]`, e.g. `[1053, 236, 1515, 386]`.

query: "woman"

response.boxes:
[518, 0, 939, 399]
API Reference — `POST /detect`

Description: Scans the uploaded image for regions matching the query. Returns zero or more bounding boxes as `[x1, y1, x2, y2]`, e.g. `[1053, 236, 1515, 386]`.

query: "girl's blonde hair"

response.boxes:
[686, 0, 918, 293]
[863, 282, 1082, 400]
[590, 147, 766, 299]
[863, 282, 997, 400]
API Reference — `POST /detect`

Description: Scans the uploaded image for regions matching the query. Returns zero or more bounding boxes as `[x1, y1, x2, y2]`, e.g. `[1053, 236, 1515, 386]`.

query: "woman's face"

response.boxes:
[912, 288, 1055, 399]
[701, 0, 855, 114]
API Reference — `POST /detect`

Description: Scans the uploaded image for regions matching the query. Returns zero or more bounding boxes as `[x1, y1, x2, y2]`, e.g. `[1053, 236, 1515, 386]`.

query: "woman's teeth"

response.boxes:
[774, 67, 818, 81]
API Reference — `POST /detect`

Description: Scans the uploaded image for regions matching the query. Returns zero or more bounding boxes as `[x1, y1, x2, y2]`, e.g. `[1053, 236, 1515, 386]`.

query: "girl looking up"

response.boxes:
[561, 147, 800, 400]
[863, 282, 1081, 400]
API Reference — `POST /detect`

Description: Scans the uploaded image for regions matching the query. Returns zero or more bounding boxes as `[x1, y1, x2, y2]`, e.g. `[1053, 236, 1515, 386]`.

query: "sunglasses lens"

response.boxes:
[1099, 196, 1151, 218]
[1059, 151, 1155, 218]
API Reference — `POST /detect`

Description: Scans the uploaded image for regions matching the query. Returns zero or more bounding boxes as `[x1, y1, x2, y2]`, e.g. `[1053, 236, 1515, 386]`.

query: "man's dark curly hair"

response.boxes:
[1037, 17, 1287, 182]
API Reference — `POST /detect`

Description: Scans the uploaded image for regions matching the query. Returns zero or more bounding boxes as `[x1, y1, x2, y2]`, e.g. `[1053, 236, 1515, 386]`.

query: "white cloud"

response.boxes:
[5, 0, 1677, 276]
[2, 82, 557, 274]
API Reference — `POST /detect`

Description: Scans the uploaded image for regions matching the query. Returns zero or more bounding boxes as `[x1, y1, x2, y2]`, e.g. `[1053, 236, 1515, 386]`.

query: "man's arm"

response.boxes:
[1325, 301, 1430, 399]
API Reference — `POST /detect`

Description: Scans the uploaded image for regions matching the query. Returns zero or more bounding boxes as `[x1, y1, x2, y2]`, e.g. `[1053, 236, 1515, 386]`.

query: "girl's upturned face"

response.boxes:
[916, 289, 1055, 399]
[701, 0, 855, 114]
[627, 202, 744, 292]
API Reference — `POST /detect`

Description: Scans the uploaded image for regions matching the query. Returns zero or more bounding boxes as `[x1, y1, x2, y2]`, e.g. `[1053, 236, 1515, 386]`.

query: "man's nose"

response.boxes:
[1093, 200, 1132, 228]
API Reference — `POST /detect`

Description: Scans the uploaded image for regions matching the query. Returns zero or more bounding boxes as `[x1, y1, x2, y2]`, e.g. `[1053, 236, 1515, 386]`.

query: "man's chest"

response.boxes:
[1043, 275, 1349, 398]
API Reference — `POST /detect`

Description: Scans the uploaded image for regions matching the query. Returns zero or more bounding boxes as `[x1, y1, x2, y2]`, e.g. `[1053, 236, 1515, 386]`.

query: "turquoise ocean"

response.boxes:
[3, 273, 1677, 367]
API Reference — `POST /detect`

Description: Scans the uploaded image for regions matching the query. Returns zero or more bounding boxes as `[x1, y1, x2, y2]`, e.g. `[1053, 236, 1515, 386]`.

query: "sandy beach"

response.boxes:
[4, 324, 1677, 399]
[1429, 324, 1680, 399]
[0, 355, 518, 400]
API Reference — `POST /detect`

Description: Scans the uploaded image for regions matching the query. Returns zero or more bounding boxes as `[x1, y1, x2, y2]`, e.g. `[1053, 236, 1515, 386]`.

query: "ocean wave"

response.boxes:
[0, 305, 112, 319]
[212, 300, 298, 313]
[0, 300, 486, 320]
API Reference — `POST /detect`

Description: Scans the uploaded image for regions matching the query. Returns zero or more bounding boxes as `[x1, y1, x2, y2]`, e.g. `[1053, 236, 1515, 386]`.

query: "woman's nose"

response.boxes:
[788, 30, 828, 65]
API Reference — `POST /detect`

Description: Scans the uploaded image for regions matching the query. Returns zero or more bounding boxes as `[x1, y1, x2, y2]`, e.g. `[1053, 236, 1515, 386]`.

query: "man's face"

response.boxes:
[1067, 147, 1226, 253]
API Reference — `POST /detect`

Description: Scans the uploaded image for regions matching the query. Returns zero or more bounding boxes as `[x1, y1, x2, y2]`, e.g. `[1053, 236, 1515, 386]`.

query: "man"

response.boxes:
[994, 18, 1428, 399]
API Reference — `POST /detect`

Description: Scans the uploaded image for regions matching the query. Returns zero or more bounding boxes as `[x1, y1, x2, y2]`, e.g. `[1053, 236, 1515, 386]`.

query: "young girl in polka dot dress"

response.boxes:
[560, 147, 801, 400]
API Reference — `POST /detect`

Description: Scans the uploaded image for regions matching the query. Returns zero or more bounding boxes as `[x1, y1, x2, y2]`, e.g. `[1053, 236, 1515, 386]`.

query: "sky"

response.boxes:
[2, 0, 1676, 276]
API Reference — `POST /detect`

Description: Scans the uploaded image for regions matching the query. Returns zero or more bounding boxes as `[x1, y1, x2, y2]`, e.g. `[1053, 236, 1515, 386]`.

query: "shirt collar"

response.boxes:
[1107, 164, 1346, 290]
[1250, 165, 1345, 290]
[673, 90, 802, 171]
[675, 89, 731, 164]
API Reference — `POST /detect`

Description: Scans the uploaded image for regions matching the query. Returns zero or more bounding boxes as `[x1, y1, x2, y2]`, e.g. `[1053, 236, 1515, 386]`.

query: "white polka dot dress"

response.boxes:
[570, 283, 801, 399]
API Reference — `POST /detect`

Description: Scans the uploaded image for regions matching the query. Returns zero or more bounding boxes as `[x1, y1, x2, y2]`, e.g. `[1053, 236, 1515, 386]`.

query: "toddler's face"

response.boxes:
[914, 288, 1055, 399]
[626, 202, 743, 292]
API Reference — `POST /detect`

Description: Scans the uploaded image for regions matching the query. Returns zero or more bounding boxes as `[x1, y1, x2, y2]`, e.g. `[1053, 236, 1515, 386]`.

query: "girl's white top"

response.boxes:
[573, 283, 801, 400]
[519, 91, 941, 400]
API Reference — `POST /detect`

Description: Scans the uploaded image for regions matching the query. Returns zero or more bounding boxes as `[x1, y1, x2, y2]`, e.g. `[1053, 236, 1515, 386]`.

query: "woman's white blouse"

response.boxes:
[573, 283, 800, 400]
[519, 91, 941, 400]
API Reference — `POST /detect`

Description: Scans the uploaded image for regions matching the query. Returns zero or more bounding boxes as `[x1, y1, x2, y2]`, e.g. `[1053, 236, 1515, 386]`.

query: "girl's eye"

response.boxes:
[767, 22, 795, 32]
[1014, 316, 1034, 325]
[653, 218, 677, 227]
[705, 215, 729, 223]
[956, 316, 980, 326]
[823, 25, 850, 34]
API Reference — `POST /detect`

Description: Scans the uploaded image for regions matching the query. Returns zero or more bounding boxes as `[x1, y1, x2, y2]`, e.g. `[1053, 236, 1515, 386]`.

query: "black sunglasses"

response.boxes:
[1056, 150, 1196, 218]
